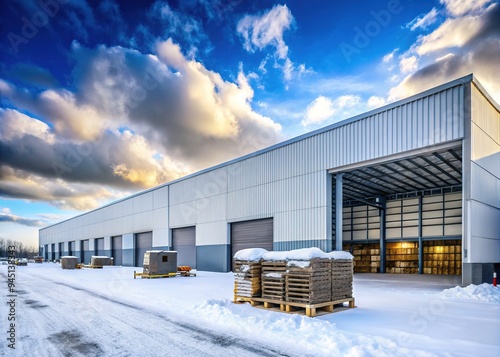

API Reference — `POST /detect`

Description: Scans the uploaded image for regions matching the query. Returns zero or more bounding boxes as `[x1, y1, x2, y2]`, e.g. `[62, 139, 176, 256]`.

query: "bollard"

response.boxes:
[494, 272, 497, 287]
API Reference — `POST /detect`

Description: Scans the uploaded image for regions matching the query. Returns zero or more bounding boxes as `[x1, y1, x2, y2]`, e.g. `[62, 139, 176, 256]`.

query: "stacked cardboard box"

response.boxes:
[286, 258, 331, 304]
[233, 260, 262, 299]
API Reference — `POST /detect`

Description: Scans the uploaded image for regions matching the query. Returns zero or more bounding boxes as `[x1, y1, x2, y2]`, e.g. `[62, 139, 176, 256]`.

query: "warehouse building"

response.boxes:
[39, 74, 500, 285]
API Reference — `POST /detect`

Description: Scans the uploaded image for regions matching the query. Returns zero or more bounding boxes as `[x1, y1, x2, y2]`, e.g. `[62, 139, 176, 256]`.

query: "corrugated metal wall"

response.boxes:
[39, 79, 468, 265]
[466, 84, 500, 263]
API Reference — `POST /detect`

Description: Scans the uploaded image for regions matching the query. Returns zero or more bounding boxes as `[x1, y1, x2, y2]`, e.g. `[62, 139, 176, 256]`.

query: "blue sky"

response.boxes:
[1, 0, 499, 248]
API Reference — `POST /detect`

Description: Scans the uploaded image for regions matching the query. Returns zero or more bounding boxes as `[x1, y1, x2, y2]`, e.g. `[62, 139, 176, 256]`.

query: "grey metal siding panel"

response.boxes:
[197, 244, 229, 272]
[230, 218, 273, 260]
[135, 232, 152, 267]
[112, 235, 123, 266]
[172, 226, 196, 268]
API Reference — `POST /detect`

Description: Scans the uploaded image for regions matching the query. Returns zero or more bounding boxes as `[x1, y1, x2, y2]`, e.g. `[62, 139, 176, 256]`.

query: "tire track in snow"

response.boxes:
[3, 270, 294, 357]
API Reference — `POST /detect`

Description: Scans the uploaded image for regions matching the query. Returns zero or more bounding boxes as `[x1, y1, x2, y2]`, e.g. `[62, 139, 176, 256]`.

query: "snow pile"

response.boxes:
[233, 248, 268, 261]
[263, 247, 329, 261]
[192, 299, 435, 357]
[328, 251, 354, 260]
[438, 283, 500, 303]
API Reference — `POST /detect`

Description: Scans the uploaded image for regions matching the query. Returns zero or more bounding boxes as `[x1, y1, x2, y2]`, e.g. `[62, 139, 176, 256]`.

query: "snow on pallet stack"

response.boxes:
[233, 248, 267, 302]
[329, 251, 354, 301]
[233, 247, 355, 317]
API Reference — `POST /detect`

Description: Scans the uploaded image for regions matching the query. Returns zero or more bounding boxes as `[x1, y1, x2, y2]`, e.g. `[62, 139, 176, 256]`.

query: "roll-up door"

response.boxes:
[95, 238, 105, 256]
[68, 241, 74, 256]
[58, 243, 64, 258]
[44, 244, 48, 260]
[51, 244, 55, 261]
[172, 226, 196, 268]
[112, 236, 122, 266]
[231, 218, 273, 265]
[82, 240, 90, 264]
[135, 232, 153, 267]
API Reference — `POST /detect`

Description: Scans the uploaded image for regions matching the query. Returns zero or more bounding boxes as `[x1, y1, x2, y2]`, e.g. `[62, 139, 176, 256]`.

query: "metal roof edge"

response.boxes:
[39, 74, 476, 232]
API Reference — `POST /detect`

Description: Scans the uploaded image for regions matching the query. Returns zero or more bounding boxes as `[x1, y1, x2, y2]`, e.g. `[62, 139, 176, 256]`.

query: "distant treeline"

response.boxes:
[0, 238, 38, 258]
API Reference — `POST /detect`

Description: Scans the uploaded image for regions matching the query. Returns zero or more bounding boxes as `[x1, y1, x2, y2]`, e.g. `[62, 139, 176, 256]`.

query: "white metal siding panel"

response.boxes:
[170, 178, 196, 205]
[133, 191, 153, 214]
[153, 207, 169, 229]
[197, 194, 227, 224]
[467, 84, 500, 263]
[152, 228, 169, 248]
[169, 203, 197, 227]
[153, 186, 169, 209]
[274, 207, 326, 244]
[133, 211, 153, 232]
[197, 221, 228, 245]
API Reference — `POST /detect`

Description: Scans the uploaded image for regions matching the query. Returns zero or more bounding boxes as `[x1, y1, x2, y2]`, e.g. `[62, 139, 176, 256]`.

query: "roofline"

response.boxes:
[471, 75, 500, 113]
[40, 74, 477, 231]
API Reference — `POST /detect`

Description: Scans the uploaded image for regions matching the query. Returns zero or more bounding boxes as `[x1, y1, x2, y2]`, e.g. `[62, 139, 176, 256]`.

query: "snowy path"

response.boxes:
[1, 269, 292, 357]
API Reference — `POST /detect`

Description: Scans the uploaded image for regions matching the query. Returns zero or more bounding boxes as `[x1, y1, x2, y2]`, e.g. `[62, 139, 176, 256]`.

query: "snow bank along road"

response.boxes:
[1, 264, 499, 357]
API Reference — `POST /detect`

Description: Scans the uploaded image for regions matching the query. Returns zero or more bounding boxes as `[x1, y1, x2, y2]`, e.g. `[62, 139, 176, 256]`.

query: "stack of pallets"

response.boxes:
[233, 260, 262, 300]
[61, 256, 78, 270]
[286, 258, 332, 304]
[261, 260, 287, 300]
[331, 259, 353, 301]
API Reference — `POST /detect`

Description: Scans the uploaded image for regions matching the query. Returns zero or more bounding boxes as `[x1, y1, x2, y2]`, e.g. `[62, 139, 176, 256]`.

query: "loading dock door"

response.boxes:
[231, 218, 273, 265]
[112, 236, 122, 266]
[68, 241, 74, 256]
[135, 232, 152, 267]
[172, 227, 196, 268]
[95, 238, 105, 256]
[82, 240, 90, 264]
[58, 243, 64, 258]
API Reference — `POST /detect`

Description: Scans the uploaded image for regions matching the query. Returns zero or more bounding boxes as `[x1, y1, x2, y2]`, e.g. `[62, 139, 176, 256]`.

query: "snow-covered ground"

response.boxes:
[1, 264, 499, 356]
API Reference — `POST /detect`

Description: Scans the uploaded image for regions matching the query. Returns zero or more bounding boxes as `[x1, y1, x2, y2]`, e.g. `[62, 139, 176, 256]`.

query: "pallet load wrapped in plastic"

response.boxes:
[328, 251, 354, 301]
[233, 248, 267, 302]
[61, 256, 79, 269]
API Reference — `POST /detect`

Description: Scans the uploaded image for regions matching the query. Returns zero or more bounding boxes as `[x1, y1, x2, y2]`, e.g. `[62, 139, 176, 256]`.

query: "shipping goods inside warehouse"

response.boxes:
[333, 145, 463, 276]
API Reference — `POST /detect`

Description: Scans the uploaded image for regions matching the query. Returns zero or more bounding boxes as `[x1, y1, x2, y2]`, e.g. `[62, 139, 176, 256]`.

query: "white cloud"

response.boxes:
[0, 39, 285, 210]
[414, 15, 483, 56]
[406, 8, 439, 31]
[237, 4, 293, 59]
[440, 0, 491, 16]
[399, 56, 418, 74]
[302, 95, 361, 127]
[367, 96, 387, 109]
[388, 1, 500, 104]
[383, 49, 399, 63]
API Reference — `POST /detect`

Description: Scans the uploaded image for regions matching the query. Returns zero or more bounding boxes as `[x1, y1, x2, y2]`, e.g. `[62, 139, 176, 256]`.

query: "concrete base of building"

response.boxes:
[462, 262, 500, 285]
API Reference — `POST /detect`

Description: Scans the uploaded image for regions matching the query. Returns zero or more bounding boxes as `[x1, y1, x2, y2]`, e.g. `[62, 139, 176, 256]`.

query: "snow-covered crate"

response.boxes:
[331, 259, 353, 301]
[261, 261, 287, 300]
[61, 256, 79, 269]
[233, 260, 262, 299]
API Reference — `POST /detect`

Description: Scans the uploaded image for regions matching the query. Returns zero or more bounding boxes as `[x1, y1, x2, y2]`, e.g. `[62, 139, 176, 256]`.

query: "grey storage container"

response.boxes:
[143, 251, 177, 275]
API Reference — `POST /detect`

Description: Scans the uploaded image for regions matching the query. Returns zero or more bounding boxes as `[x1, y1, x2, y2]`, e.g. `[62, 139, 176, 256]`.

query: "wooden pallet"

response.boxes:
[240, 297, 355, 317]
[133, 271, 177, 279]
[178, 271, 197, 277]
[83, 264, 103, 269]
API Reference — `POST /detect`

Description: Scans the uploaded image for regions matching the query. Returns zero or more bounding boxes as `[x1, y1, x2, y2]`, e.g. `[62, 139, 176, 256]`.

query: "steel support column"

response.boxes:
[418, 194, 424, 274]
[335, 173, 344, 251]
[380, 198, 386, 273]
